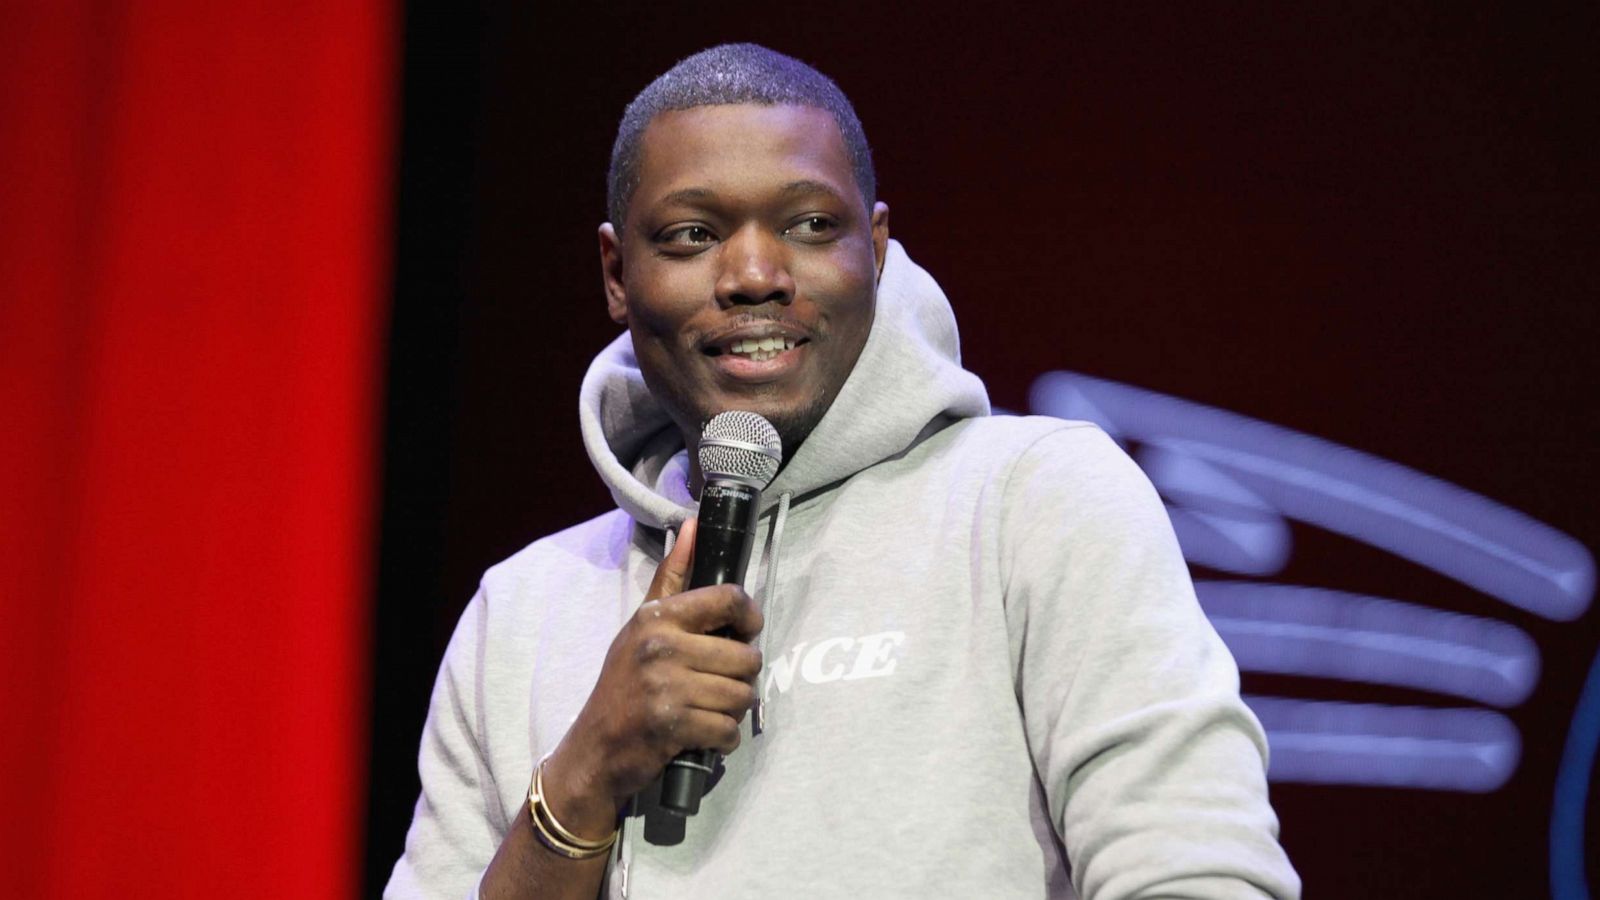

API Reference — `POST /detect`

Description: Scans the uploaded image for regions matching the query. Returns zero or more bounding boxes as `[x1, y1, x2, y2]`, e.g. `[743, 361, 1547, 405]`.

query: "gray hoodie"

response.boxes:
[386, 241, 1300, 900]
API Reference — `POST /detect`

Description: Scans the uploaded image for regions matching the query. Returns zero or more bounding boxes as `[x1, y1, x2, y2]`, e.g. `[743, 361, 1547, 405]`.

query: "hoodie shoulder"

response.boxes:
[935, 415, 1156, 519]
[949, 414, 1115, 466]
[480, 508, 634, 607]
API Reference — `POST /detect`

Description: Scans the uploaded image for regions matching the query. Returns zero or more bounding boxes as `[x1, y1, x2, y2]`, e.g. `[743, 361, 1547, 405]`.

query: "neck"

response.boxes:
[683, 430, 705, 496]
[687, 456, 705, 497]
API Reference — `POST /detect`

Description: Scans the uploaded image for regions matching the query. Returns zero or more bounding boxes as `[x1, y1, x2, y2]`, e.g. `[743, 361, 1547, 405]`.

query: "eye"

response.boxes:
[657, 224, 718, 251]
[784, 215, 839, 242]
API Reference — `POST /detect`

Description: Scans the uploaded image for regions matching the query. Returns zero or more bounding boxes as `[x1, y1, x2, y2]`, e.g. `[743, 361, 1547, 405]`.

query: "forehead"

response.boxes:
[631, 104, 858, 215]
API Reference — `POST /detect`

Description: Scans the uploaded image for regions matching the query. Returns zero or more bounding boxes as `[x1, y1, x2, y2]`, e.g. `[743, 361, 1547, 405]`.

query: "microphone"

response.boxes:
[659, 410, 782, 818]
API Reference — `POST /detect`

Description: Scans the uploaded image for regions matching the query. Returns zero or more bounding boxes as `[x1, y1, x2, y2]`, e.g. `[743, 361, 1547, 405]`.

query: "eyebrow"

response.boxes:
[658, 187, 717, 207]
[778, 179, 845, 200]
[655, 180, 847, 209]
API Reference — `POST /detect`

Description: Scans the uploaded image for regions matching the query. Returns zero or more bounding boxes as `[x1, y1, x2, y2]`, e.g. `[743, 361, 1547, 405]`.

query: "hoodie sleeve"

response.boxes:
[1000, 424, 1300, 900]
[384, 588, 499, 900]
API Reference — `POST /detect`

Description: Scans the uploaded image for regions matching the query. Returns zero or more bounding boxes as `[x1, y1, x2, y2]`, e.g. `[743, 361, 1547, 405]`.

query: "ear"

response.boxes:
[870, 202, 891, 280]
[599, 222, 628, 324]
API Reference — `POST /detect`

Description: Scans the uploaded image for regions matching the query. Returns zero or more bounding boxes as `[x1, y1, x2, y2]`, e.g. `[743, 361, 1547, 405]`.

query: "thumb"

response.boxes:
[647, 517, 697, 600]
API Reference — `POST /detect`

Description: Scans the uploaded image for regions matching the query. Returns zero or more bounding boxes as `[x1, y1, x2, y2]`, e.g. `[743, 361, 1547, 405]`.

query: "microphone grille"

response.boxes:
[698, 411, 782, 488]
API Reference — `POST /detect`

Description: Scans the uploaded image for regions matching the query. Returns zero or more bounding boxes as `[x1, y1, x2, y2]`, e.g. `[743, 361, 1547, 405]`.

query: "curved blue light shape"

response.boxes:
[1142, 443, 1293, 574]
[1030, 372, 1595, 621]
[1141, 442, 1282, 519]
[1026, 370, 1600, 800]
[1198, 581, 1540, 708]
[1550, 645, 1600, 900]
[1165, 506, 1293, 575]
[1246, 696, 1520, 792]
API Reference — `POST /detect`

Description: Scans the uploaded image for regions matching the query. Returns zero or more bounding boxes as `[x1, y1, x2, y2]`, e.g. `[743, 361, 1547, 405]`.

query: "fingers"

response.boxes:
[621, 517, 761, 763]
[646, 517, 697, 601]
[666, 584, 764, 640]
[680, 670, 758, 718]
[674, 633, 763, 681]
[630, 624, 762, 681]
[642, 519, 763, 640]
[672, 709, 746, 756]
[635, 669, 753, 755]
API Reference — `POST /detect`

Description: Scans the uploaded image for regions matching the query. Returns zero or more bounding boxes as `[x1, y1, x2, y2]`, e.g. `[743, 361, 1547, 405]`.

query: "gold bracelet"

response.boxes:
[527, 757, 617, 860]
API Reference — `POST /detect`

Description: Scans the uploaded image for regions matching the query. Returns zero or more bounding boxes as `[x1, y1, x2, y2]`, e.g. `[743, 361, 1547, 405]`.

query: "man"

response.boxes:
[388, 44, 1299, 900]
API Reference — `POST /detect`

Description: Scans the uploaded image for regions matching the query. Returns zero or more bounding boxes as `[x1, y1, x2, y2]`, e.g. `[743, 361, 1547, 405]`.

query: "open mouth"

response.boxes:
[704, 335, 808, 363]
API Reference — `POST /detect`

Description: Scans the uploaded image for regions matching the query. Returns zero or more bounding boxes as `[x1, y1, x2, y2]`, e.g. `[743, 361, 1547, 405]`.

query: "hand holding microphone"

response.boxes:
[660, 411, 783, 817]
[539, 412, 781, 839]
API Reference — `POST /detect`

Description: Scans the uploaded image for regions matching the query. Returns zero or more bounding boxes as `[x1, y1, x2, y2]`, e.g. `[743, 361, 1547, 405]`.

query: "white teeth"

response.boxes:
[727, 336, 796, 359]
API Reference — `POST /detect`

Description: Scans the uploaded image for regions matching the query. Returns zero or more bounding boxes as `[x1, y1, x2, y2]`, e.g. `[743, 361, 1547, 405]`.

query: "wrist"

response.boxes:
[541, 742, 624, 841]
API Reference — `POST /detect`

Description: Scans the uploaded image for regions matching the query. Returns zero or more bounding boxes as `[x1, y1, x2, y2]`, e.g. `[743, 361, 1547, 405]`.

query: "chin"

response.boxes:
[750, 396, 832, 461]
[681, 383, 836, 459]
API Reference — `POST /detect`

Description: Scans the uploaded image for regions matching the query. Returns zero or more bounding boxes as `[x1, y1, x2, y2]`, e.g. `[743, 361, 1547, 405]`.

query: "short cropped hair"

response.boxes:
[606, 43, 877, 226]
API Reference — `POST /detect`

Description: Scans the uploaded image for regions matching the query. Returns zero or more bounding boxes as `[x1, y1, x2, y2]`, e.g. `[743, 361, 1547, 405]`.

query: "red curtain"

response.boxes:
[0, 3, 392, 896]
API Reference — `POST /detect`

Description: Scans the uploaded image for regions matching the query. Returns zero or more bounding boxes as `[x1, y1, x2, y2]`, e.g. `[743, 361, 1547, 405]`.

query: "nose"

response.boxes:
[714, 224, 794, 308]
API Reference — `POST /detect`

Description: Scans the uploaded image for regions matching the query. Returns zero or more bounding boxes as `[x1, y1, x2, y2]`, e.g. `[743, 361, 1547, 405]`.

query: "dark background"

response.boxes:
[368, 3, 1599, 895]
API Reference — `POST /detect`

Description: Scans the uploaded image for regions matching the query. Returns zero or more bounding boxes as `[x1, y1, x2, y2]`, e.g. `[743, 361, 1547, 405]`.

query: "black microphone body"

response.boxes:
[659, 476, 762, 817]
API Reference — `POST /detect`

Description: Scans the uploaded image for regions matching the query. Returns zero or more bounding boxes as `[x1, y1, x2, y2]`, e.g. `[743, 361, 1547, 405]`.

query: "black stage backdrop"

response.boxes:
[369, 3, 1599, 895]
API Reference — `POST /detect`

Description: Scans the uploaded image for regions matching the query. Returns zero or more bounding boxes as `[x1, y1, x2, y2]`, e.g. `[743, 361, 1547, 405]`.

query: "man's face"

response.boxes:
[600, 104, 890, 459]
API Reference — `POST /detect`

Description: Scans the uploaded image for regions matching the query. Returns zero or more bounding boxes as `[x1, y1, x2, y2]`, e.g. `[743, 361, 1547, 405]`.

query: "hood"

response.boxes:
[578, 239, 990, 532]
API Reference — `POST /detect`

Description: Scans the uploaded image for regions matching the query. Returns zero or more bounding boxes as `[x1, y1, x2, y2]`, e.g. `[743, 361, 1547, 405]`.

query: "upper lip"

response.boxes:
[701, 321, 813, 355]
